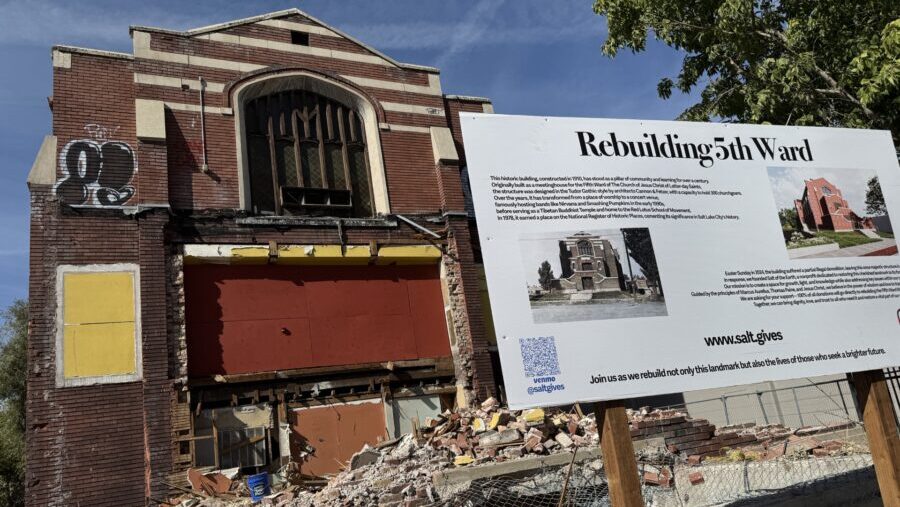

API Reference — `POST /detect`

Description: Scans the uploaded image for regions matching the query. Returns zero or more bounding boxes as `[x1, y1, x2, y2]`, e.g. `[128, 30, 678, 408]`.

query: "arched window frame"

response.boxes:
[232, 71, 390, 216]
[577, 240, 593, 256]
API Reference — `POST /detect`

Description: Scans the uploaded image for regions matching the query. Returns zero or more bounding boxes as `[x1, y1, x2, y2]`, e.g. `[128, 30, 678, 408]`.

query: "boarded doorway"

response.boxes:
[291, 399, 387, 476]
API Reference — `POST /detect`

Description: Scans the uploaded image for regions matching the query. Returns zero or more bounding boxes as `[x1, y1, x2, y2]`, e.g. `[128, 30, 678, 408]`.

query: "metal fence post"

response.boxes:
[754, 392, 769, 425]
[836, 380, 851, 420]
[721, 396, 730, 425]
[792, 387, 805, 427]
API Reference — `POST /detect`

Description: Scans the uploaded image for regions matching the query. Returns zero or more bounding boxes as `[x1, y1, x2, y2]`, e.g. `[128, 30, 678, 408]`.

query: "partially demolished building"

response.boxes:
[25, 9, 499, 506]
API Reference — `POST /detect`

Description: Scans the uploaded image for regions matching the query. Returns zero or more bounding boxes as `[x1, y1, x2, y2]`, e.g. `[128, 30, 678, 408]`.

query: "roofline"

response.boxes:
[443, 94, 492, 103]
[52, 45, 134, 61]
[129, 8, 440, 74]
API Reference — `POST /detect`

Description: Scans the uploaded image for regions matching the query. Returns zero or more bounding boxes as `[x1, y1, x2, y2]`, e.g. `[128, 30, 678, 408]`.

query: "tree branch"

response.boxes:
[756, 29, 877, 121]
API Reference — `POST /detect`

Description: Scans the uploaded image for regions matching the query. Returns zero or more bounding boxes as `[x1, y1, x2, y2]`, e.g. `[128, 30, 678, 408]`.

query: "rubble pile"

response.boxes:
[165, 401, 866, 506]
[290, 398, 596, 506]
[422, 397, 595, 463]
[629, 409, 757, 457]
[628, 407, 861, 464]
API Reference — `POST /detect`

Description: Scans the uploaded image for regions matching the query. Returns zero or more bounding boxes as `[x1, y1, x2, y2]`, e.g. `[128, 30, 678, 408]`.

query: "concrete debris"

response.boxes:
[350, 447, 381, 470]
[167, 404, 866, 506]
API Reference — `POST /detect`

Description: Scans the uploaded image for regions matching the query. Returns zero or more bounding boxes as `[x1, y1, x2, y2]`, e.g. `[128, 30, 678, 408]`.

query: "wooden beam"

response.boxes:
[594, 400, 643, 507]
[852, 370, 900, 506]
[187, 356, 455, 387]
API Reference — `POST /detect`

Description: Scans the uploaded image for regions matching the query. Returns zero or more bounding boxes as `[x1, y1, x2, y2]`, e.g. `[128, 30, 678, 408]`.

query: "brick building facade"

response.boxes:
[794, 177, 875, 232]
[556, 232, 626, 293]
[25, 9, 498, 506]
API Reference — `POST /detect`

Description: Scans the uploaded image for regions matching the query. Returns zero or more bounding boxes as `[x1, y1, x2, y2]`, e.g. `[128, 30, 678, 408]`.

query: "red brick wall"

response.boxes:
[52, 55, 140, 208]
[130, 16, 450, 212]
[29, 11, 498, 505]
[26, 189, 173, 506]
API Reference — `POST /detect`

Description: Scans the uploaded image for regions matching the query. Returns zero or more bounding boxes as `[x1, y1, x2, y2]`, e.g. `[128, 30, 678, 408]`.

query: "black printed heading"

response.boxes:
[576, 131, 813, 168]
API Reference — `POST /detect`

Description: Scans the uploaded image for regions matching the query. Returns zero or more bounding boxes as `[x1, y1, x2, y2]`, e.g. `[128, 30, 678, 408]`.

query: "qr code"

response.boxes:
[520, 336, 561, 377]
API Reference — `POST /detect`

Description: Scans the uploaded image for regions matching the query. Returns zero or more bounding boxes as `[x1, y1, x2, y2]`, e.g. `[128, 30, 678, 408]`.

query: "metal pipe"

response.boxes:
[393, 214, 441, 239]
[199, 76, 209, 173]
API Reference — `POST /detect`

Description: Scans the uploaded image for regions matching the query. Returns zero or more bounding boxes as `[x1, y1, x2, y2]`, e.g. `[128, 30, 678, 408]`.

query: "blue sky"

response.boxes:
[0, 0, 693, 311]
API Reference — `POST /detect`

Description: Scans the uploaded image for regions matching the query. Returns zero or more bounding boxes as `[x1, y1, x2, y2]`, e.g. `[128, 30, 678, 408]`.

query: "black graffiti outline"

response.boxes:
[54, 139, 138, 206]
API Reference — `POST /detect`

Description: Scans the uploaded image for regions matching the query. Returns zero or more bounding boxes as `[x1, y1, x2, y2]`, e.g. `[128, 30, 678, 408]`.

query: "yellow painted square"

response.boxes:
[64, 272, 135, 325]
[63, 322, 136, 378]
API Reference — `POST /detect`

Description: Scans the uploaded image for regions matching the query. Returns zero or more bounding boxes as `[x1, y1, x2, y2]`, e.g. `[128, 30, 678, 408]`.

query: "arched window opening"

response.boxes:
[577, 240, 593, 256]
[244, 91, 374, 217]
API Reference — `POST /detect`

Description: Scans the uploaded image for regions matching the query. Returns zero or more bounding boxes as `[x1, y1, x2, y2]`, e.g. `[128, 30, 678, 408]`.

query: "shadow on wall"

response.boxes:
[166, 109, 222, 209]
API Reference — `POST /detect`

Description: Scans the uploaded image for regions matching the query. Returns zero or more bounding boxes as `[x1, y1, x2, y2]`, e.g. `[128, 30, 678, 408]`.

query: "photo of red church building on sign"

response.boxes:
[767, 167, 896, 259]
[794, 177, 874, 232]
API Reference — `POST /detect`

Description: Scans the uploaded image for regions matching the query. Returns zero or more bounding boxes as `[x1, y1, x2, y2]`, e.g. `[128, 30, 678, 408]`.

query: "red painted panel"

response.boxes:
[291, 400, 387, 476]
[184, 264, 451, 376]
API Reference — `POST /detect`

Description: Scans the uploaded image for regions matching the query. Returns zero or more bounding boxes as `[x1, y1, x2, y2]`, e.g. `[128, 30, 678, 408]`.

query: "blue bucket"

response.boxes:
[247, 472, 270, 502]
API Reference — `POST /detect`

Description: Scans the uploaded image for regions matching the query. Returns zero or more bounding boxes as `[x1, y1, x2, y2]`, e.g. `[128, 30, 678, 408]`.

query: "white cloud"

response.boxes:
[338, 1, 602, 52]
[0, 1, 252, 49]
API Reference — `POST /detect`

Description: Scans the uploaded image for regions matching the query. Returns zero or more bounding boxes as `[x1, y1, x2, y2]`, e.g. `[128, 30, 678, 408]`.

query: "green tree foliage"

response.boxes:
[0, 300, 26, 507]
[593, 0, 900, 144]
[778, 207, 800, 230]
[865, 176, 887, 215]
[537, 260, 555, 290]
[622, 228, 663, 296]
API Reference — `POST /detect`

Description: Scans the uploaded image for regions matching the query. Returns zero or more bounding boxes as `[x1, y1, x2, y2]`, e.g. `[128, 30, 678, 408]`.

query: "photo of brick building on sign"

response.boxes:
[522, 228, 667, 324]
[768, 167, 896, 259]
[794, 177, 875, 232]
[556, 232, 626, 295]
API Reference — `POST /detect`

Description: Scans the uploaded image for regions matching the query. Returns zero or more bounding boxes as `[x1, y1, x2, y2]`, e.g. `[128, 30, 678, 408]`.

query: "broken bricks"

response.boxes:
[170, 403, 867, 506]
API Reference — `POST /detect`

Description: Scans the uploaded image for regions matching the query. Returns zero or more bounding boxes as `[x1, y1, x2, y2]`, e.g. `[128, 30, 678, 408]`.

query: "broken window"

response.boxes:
[193, 404, 273, 470]
[244, 91, 374, 217]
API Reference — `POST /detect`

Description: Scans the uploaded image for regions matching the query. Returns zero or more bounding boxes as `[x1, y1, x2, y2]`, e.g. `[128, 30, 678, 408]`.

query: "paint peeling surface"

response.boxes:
[183, 264, 451, 376]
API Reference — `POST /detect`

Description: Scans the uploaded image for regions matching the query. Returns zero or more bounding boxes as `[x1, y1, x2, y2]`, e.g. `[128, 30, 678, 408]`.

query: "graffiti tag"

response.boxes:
[54, 139, 137, 206]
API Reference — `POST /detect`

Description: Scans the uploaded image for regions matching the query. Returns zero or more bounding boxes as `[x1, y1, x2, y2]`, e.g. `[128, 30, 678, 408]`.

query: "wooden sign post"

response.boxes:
[595, 400, 644, 507]
[852, 370, 900, 507]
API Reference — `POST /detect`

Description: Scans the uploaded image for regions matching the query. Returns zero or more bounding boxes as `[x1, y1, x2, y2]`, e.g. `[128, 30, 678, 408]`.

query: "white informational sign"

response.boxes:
[461, 114, 900, 409]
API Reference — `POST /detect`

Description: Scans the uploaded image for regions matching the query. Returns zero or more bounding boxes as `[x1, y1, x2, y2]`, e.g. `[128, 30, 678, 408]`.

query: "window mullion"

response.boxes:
[291, 110, 303, 187]
[267, 117, 282, 215]
[314, 98, 328, 189]
[337, 106, 352, 191]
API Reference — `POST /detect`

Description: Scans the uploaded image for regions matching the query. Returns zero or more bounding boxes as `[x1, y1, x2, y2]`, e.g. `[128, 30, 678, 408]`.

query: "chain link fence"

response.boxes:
[433, 452, 878, 507]
[660, 378, 859, 430]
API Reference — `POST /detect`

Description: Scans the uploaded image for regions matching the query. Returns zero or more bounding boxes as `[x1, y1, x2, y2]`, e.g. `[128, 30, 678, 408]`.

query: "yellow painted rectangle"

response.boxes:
[376, 245, 442, 264]
[279, 245, 371, 258]
[230, 247, 270, 264]
[63, 272, 135, 325]
[63, 322, 136, 378]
